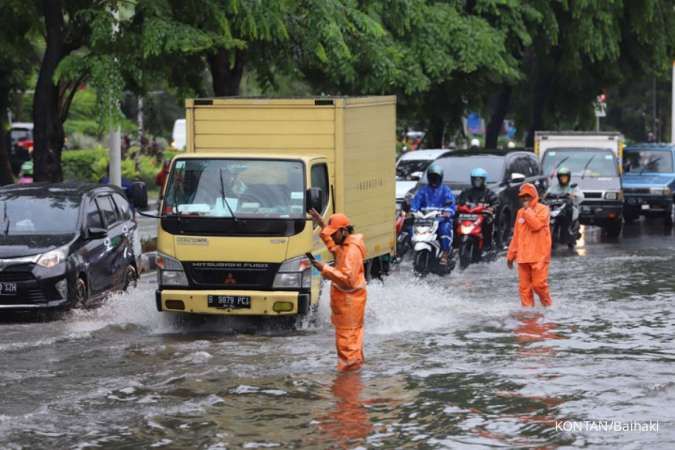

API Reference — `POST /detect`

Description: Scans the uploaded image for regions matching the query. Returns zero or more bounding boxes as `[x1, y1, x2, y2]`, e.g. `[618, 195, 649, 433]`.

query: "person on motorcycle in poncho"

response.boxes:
[410, 164, 456, 266]
[457, 167, 498, 251]
[544, 167, 581, 233]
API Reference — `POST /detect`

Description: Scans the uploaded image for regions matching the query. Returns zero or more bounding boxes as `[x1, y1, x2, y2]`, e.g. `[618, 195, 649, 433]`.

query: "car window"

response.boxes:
[311, 163, 329, 212]
[85, 199, 104, 229]
[112, 193, 132, 221]
[96, 195, 118, 227]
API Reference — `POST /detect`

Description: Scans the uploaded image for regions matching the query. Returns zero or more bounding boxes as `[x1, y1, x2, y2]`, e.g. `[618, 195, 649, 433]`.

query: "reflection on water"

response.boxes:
[0, 227, 674, 448]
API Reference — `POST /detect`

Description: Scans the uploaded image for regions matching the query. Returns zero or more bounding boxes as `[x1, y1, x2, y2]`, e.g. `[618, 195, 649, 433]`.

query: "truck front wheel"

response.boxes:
[604, 219, 623, 239]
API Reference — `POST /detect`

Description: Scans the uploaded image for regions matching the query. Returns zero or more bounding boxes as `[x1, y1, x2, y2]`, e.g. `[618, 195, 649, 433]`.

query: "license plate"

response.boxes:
[207, 295, 251, 309]
[0, 282, 17, 296]
[641, 204, 650, 210]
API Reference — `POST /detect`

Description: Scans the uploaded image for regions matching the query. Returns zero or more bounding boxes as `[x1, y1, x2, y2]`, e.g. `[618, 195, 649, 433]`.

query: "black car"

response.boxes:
[405, 150, 547, 248]
[0, 182, 139, 311]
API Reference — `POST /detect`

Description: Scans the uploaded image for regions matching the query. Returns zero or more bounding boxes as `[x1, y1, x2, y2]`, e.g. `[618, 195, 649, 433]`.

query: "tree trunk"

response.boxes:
[526, 74, 552, 148]
[33, 0, 66, 182]
[0, 123, 15, 186]
[427, 116, 445, 148]
[207, 48, 245, 96]
[485, 86, 512, 150]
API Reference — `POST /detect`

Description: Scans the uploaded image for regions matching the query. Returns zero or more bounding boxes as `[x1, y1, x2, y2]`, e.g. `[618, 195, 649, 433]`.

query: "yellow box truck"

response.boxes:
[155, 96, 396, 316]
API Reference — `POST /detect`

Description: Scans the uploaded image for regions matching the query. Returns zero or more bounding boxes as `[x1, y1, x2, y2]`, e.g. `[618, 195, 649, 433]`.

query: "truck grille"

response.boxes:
[184, 262, 280, 290]
[584, 192, 603, 199]
[624, 188, 650, 195]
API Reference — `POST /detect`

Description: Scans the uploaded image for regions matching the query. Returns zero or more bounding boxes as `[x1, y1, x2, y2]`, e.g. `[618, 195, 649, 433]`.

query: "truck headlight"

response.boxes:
[36, 247, 67, 269]
[604, 191, 622, 201]
[650, 187, 672, 196]
[273, 256, 312, 289]
[157, 252, 188, 287]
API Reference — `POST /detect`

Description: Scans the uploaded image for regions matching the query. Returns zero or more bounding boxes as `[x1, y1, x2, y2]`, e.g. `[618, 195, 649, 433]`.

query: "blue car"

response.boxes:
[622, 144, 675, 226]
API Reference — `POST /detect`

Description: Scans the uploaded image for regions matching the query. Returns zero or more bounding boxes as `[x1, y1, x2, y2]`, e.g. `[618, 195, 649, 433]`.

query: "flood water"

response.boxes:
[1, 222, 674, 449]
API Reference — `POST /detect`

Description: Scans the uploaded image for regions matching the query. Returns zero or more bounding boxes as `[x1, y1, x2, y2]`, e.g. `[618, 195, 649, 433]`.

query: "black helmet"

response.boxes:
[557, 167, 571, 187]
[427, 164, 444, 187]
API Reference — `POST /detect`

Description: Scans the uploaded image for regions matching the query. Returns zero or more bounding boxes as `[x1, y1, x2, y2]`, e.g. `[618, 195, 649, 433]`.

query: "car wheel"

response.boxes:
[604, 219, 623, 239]
[74, 277, 88, 307]
[665, 204, 674, 228]
[497, 209, 512, 249]
[123, 264, 138, 291]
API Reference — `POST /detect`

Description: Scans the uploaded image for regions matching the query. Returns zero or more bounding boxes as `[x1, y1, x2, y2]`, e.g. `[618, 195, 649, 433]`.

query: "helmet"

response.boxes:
[557, 167, 571, 187]
[470, 167, 487, 189]
[470, 138, 480, 148]
[20, 161, 33, 176]
[426, 163, 444, 187]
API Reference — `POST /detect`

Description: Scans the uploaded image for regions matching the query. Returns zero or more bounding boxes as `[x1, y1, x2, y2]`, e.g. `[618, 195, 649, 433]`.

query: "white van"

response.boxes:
[171, 119, 186, 151]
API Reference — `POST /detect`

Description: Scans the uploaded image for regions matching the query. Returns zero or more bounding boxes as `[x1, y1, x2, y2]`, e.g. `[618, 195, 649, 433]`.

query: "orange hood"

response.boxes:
[519, 183, 539, 207]
[344, 234, 367, 259]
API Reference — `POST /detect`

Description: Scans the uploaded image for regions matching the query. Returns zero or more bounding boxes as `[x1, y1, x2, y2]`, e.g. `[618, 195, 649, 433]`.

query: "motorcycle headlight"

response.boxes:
[461, 225, 474, 234]
[36, 247, 67, 269]
[157, 252, 188, 287]
[273, 255, 312, 289]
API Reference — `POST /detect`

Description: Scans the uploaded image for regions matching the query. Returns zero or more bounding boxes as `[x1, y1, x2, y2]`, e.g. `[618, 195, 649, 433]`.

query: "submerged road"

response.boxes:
[1, 222, 674, 448]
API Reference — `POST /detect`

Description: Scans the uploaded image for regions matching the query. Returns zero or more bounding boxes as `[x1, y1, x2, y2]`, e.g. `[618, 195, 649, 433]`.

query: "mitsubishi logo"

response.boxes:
[224, 273, 237, 285]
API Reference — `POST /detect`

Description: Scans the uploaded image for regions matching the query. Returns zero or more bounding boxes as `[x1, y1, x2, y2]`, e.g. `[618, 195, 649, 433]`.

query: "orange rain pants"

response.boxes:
[507, 183, 553, 307]
[320, 231, 368, 371]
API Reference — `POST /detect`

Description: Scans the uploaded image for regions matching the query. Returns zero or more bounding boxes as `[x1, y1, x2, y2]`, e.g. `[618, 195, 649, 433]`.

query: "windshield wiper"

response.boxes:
[581, 155, 596, 179]
[555, 156, 570, 171]
[639, 156, 662, 175]
[219, 168, 240, 222]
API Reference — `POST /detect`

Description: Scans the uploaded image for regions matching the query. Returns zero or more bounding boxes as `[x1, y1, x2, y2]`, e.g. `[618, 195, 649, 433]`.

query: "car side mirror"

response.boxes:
[87, 227, 107, 240]
[306, 187, 324, 213]
[409, 171, 423, 181]
[510, 173, 526, 184]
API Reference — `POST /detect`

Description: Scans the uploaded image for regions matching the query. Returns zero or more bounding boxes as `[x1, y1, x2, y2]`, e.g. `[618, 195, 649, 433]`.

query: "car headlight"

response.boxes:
[36, 248, 67, 269]
[650, 187, 672, 196]
[273, 255, 311, 289]
[157, 252, 188, 287]
[604, 191, 621, 200]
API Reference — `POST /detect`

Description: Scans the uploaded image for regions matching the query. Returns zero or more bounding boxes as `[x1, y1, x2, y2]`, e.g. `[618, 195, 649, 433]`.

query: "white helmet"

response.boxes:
[470, 138, 480, 147]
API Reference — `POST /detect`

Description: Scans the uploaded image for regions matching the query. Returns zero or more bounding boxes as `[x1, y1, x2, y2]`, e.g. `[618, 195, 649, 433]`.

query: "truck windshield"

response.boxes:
[624, 150, 674, 174]
[164, 159, 306, 219]
[542, 149, 618, 178]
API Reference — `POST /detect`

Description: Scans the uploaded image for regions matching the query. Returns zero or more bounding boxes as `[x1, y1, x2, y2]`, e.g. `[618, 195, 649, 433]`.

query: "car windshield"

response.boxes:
[163, 158, 306, 219]
[397, 159, 435, 180]
[0, 195, 79, 236]
[433, 157, 505, 185]
[542, 149, 618, 178]
[624, 150, 674, 174]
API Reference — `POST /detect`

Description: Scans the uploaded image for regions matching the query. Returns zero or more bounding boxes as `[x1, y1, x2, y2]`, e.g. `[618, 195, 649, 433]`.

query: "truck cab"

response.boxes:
[535, 132, 625, 238]
[622, 144, 675, 226]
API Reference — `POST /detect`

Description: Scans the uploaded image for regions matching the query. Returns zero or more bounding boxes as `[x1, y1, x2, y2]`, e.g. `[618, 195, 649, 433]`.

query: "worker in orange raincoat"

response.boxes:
[310, 209, 367, 371]
[507, 183, 553, 307]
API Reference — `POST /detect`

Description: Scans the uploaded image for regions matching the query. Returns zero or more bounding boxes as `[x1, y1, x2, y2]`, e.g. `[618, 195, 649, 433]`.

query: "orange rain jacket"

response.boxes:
[320, 230, 367, 371]
[507, 183, 551, 264]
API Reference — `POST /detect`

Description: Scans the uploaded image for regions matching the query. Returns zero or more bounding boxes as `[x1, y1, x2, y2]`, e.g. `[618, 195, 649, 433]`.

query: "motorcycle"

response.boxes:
[546, 194, 580, 249]
[395, 213, 413, 260]
[456, 203, 495, 270]
[411, 208, 455, 276]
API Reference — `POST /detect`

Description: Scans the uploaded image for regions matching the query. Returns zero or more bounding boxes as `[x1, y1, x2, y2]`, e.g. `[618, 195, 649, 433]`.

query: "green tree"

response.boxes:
[0, 0, 35, 185]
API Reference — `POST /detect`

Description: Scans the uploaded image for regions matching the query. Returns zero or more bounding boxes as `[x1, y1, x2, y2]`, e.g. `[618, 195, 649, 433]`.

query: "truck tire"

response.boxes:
[604, 219, 623, 239]
[665, 204, 674, 228]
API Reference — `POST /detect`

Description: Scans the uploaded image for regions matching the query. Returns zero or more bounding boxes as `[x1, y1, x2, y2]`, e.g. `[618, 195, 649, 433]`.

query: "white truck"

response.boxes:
[534, 132, 625, 238]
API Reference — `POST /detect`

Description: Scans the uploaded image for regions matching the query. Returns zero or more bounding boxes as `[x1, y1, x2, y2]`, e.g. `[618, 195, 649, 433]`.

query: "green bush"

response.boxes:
[62, 148, 108, 182]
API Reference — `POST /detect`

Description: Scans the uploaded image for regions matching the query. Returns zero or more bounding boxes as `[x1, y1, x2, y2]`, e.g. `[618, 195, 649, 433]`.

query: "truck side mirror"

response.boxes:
[510, 173, 526, 184]
[306, 187, 324, 213]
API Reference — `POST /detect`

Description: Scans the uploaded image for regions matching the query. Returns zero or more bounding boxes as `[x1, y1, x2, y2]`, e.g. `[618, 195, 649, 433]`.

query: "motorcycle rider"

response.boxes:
[410, 164, 456, 265]
[544, 167, 581, 243]
[457, 167, 498, 251]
